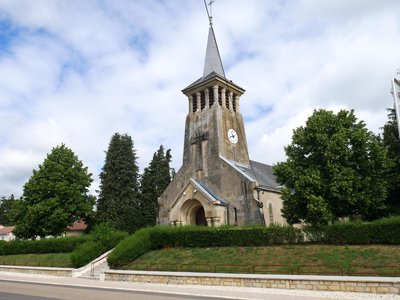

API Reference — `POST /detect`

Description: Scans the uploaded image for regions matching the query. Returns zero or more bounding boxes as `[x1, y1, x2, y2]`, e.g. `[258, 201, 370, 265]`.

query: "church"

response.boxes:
[158, 17, 286, 227]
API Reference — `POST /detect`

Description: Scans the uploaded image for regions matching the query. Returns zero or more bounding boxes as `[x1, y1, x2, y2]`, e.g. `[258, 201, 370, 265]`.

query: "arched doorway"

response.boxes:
[195, 206, 207, 226]
[180, 199, 208, 226]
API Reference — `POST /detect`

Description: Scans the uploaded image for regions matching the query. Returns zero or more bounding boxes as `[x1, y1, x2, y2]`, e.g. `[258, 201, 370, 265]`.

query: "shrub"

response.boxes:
[70, 241, 105, 268]
[324, 221, 373, 244]
[303, 216, 400, 245]
[70, 224, 128, 268]
[370, 216, 400, 244]
[108, 227, 155, 268]
[108, 225, 303, 267]
[0, 235, 89, 256]
[303, 225, 326, 242]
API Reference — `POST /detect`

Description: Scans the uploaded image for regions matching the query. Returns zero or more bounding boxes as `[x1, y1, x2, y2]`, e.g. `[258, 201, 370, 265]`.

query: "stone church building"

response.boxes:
[158, 22, 285, 227]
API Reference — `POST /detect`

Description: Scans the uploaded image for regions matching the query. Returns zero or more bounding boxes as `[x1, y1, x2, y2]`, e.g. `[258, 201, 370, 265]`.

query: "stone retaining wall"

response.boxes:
[0, 265, 73, 277]
[105, 270, 400, 294]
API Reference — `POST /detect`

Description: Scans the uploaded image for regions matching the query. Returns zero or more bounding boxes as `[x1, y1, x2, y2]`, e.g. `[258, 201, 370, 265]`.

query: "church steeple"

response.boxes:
[203, 26, 225, 78]
[180, 4, 250, 168]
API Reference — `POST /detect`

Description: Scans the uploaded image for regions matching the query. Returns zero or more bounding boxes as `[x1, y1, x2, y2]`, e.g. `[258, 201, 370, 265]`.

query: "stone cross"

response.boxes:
[191, 133, 208, 171]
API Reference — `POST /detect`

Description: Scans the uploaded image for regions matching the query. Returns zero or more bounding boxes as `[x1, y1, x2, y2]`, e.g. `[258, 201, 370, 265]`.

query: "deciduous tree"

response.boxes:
[274, 109, 389, 225]
[13, 144, 94, 239]
[0, 195, 17, 226]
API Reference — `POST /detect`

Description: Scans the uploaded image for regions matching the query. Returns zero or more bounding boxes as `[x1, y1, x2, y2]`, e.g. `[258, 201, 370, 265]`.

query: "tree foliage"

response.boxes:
[140, 145, 172, 227]
[382, 108, 400, 214]
[0, 195, 17, 226]
[274, 109, 389, 225]
[97, 133, 140, 233]
[12, 144, 95, 239]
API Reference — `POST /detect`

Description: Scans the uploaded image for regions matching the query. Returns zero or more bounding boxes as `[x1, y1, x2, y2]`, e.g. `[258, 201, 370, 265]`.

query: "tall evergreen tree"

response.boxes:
[12, 144, 94, 239]
[140, 145, 172, 226]
[97, 133, 140, 233]
[382, 108, 400, 215]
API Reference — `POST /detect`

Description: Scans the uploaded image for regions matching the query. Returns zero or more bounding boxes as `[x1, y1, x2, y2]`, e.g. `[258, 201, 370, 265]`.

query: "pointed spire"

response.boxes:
[203, 25, 225, 78]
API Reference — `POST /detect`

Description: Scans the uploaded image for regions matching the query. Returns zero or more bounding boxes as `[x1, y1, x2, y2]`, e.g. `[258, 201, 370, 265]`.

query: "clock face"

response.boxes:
[228, 128, 238, 144]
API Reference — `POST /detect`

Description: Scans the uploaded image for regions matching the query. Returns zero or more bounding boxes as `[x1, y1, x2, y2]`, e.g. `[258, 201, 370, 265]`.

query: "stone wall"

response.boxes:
[105, 270, 400, 295]
[0, 265, 73, 277]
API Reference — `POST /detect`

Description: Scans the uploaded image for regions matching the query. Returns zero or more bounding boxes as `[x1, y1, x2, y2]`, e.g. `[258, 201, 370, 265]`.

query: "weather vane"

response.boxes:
[204, 0, 215, 26]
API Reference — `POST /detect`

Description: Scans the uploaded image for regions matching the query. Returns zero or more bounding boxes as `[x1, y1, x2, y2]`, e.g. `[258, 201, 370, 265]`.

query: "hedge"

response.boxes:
[107, 225, 303, 268]
[70, 224, 128, 268]
[0, 235, 89, 256]
[303, 216, 400, 244]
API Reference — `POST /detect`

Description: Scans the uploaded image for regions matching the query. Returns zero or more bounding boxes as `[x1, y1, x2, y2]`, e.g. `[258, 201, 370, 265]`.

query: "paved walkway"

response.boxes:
[0, 271, 399, 300]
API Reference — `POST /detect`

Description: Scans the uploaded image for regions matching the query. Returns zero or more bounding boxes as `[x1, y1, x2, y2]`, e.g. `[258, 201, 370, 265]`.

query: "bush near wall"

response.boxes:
[303, 216, 400, 244]
[0, 235, 89, 256]
[108, 225, 303, 268]
[70, 224, 128, 268]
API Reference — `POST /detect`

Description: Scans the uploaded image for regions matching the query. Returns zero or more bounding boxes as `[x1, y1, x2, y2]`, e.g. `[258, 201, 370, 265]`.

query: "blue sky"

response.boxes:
[1, 0, 399, 197]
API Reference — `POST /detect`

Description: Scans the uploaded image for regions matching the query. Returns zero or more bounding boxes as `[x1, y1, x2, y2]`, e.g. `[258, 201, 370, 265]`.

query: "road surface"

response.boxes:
[0, 280, 236, 300]
[0, 272, 398, 300]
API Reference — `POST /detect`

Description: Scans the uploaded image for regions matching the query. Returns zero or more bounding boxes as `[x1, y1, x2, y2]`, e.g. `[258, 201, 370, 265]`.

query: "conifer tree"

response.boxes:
[13, 144, 94, 239]
[97, 133, 140, 233]
[140, 145, 172, 226]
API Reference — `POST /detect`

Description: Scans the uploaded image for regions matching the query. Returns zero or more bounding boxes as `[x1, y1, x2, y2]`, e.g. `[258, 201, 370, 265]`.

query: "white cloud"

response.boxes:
[0, 0, 399, 197]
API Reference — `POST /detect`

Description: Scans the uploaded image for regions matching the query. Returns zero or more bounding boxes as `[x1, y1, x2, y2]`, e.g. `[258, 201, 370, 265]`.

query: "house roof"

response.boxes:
[67, 220, 87, 231]
[0, 226, 15, 235]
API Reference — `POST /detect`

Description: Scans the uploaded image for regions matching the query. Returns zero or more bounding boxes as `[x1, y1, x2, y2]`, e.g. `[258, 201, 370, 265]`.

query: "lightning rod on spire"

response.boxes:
[204, 0, 215, 26]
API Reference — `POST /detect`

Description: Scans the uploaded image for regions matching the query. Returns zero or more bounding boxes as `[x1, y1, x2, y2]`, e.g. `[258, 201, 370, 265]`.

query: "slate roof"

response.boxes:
[203, 26, 225, 78]
[219, 155, 281, 192]
[248, 160, 281, 192]
[182, 71, 244, 93]
[191, 178, 228, 206]
[182, 25, 244, 93]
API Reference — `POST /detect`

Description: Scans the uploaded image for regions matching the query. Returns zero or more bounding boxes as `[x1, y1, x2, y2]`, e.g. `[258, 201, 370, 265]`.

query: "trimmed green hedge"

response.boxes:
[0, 235, 89, 256]
[70, 224, 128, 268]
[303, 216, 400, 244]
[108, 225, 303, 268]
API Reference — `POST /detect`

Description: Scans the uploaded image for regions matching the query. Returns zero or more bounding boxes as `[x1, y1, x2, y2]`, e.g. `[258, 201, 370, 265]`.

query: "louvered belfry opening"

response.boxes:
[208, 87, 214, 107]
[188, 85, 239, 114]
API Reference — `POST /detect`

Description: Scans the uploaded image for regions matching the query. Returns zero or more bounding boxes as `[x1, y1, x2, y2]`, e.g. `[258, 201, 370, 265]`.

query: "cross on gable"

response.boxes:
[191, 132, 209, 145]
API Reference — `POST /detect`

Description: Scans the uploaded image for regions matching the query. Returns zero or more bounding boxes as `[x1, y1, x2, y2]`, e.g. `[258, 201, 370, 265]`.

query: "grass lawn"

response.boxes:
[0, 253, 73, 268]
[121, 245, 400, 276]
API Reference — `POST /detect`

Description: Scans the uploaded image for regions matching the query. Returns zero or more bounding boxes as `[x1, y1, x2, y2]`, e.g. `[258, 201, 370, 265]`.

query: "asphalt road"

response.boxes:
[0, 273, 397, 300]
[0, 280, 233, 300]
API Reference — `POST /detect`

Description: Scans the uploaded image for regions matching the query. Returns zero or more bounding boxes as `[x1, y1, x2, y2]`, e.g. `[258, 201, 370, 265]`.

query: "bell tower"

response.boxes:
[158, 3, 270, 227]
[181, 24, 251, 178]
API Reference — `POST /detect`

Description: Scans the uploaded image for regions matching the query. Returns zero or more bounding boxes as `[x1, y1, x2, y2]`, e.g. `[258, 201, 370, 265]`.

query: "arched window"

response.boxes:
[268, 203, 274, 225]
[234, 207, 238, 225]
